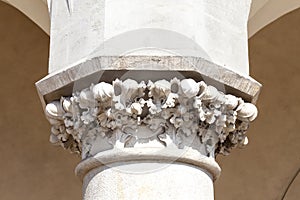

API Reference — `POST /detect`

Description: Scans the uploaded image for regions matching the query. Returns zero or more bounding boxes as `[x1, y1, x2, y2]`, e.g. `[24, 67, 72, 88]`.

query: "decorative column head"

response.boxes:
[44, 76, 258, 180]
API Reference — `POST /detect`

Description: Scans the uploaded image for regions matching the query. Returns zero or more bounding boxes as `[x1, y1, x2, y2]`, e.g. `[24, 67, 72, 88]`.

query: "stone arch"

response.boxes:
[1, 0, 49, 34]
[248, 0, 300, 37]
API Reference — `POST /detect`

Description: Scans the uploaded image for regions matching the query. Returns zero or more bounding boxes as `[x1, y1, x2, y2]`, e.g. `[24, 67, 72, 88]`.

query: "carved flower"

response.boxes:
[215, 114, 227, 134]
[201, 86, 219, 102]
[145, 117, 166, 131]
[202, 129, 219, 156]
[81, 108, 98, 125]
[161, 108, 176, 119]
[224, 94, 239, 109]
[57, 128, 69, 142]
[199, 106, 221, 125]
[177, 113, 198, 137]
[193, 97, 203, 109]
[62, 98, 73, 113]
[127, 102, 143, 115]
[146, 99, 161, 114]
[170, 116, 183, 128]
[112, 111, 131, 128]
[148, 79, 171, 99]
[77, 89, 97, 109]
[180, 79, 199, 98]
[64, 117, 74, 127]
[162, 93, 178, 109]
[92, 82, 114, 102]
[113, 79, 146, 109]
[97, 112, 108, 127]
[224, 110, 237, 132]
[236, 102, 258, 122]
[45, 101, 65, 119]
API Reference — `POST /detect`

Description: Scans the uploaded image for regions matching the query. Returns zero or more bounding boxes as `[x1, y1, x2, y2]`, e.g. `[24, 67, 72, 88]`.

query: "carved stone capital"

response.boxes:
[45, 78, 258, 164]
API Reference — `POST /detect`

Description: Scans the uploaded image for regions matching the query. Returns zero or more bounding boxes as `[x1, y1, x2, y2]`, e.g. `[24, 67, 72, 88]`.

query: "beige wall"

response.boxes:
[0, 2, 299, 200]
[216, 7, 300, 200]
[1, 0, 49, 34]
[0, 3, 80, 200]
[248, 0, 300, 37]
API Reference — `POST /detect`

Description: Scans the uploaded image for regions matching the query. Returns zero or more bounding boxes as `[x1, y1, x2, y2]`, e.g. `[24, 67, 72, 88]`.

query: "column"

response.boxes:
[36, 1, 261, 200]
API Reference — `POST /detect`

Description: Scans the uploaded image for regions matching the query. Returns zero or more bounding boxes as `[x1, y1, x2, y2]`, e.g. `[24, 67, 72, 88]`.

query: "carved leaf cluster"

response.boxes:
[45, 78, 258, 158]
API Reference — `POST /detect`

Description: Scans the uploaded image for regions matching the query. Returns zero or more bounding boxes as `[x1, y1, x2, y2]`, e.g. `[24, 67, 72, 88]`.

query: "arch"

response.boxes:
[248, 0, 300, 37]
[1, 0, 49, 34]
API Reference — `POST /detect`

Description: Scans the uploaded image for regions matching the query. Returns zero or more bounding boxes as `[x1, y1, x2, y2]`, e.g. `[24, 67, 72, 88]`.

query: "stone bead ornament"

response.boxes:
[45, 78, 258, 159]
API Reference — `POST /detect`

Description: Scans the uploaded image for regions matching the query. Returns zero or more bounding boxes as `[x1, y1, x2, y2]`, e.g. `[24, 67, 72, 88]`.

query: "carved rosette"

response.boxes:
[45, 78, 258, 159]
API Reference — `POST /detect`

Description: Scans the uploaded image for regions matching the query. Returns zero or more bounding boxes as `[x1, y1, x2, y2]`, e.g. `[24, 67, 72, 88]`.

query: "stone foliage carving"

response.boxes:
[45, 78, 258, 158]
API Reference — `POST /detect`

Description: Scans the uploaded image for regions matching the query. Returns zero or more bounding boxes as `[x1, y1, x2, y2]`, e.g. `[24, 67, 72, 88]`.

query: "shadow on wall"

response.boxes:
[0, 2, 81, 200]
[216, 7, 300, 200]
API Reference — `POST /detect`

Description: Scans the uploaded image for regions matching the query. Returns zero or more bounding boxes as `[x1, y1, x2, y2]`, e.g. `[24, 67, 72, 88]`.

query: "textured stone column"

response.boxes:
[47, 0, 251, 75]
[36, 1, 261, 200]
[82, 163, 214, 200]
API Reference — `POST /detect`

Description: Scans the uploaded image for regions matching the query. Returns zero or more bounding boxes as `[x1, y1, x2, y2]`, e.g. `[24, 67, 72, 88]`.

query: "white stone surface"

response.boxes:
[83, 162, 214, 200]
[48, 0, 251, 75]
[4, 0, 300, 40]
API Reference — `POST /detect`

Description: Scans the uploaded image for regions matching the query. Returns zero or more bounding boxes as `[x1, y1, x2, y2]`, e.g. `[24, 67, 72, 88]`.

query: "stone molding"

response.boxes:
[36, 56, 262, 106]
[45, 78, 258, 160]
[75, 148, 222, 181]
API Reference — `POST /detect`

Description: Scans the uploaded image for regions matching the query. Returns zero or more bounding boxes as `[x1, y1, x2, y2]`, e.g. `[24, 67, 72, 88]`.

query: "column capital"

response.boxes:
[45, 77, 258, 179]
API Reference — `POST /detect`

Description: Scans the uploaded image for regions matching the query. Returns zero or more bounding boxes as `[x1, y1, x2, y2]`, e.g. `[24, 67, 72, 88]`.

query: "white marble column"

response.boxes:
[48, 0, 251, 75]
[36, 1, 261, 200]
[82, 163, 214, 200]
